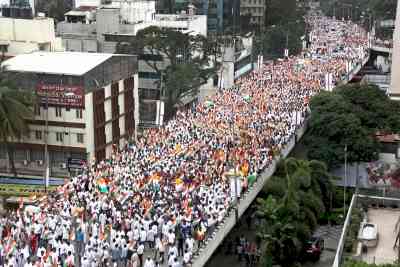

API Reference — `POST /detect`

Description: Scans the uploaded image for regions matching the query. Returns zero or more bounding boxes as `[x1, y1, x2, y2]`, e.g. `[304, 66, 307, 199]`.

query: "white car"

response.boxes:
[359, 223, 379, 247]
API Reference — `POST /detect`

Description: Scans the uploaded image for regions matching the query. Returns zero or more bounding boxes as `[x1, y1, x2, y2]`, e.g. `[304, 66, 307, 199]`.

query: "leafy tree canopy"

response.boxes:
[320, 0, 396, 21]
[305, 83, 400, 168]
[254, 0, 306, 59]
[116, 26, 221, 118]
[258, 158, 334, 266]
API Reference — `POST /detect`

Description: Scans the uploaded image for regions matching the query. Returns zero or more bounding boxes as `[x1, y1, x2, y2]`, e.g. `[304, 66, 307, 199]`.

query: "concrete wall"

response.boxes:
[62, 38, 98, 52]
[0, 17, 63, 56]
[96, 8, 120, 41]
[74, 0, 101, 7]
[57, 22, 96, 36]
[85, 92, 95, 160]
[0, 17, 56, 43]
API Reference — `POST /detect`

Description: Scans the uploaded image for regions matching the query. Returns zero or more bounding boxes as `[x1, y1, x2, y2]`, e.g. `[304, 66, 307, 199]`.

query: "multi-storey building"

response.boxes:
[240, 0, 266, 26]
[223, 0, 240, 33]
[1, 51, 138, 177]
[57, 1, 207, 126]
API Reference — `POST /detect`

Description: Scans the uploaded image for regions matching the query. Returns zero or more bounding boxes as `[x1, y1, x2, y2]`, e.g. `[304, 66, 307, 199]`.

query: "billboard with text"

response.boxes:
[36, 84, 84, 108]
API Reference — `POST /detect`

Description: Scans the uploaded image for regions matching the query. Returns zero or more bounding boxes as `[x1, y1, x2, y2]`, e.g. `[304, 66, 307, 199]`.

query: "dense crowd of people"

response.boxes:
[0, 9, 368, 267]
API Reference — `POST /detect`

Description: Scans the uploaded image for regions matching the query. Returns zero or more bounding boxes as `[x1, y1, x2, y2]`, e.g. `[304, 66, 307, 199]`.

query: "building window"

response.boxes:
[76, 108, 83, 119]
[77, 133, 84, 143]
[138, 72, 161, 79]
[34, 104, 40, 116]
[55, 107, 62, 117]
[35, 130, 42, 140]
[56, 132, 64, 142]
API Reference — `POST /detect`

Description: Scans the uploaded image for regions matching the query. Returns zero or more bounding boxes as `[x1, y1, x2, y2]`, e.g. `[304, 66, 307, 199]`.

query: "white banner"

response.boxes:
[230, 177, 242, 198]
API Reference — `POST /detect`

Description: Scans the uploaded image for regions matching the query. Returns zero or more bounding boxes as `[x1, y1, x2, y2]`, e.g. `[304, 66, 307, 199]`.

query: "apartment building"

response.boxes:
[1, 51, 138, 176]
[240, 0, 266, 26]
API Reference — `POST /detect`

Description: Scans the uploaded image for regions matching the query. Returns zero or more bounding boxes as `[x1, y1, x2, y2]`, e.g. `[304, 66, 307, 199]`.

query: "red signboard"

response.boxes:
[36, 84, 84, 108]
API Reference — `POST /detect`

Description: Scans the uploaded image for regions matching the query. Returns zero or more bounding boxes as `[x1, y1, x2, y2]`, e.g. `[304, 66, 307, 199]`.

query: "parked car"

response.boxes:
[359, 223, 379, 247]
[304, 236, 324, 261]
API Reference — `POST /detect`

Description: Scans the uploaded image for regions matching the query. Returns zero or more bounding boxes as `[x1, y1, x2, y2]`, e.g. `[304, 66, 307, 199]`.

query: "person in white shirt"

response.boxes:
[167, 230, 175, 246]
[185, 236, 194, 253]
[144, 257, 155, 267]
[81, 256, 90, 267]
[171, 257, 182, 267]
[167, 254, 175, 267]
[139, 228, 147, 244]
[183, 250, 191, 267]
[137, 242, 144, 267]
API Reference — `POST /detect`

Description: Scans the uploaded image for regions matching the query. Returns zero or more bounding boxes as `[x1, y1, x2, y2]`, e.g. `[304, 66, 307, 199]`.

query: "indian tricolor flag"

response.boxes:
[98, 178, 108, 193]
[5, 239, 16, 256]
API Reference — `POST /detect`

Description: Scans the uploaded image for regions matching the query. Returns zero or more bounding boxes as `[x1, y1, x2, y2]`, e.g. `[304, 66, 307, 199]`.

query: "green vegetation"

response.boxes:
[343, 206, 363, 253]
[343, 259, 400, 267]
[305, 84, 400, 168]
[35, 0, 72, 22]
[320, 0, 396, 21]
[257, 158, 335, 266]
[254, 0, 306, 59]
[116, 26, 220, 119]
[0, 70, 35, 176]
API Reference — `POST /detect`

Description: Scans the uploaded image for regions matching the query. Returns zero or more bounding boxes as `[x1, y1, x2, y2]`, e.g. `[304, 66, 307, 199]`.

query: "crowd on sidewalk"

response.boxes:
[0, 9, 368, 267]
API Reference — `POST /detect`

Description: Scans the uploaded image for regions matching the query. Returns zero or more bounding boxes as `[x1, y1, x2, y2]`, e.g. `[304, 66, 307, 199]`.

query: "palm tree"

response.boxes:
[257, 158, 335, 265]
[0, 70, 34, 176]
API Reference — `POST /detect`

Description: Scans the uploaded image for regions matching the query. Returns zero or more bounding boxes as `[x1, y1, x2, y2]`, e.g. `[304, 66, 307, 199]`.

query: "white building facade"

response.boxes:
[240, 0, 266, 26]
[0, 16, 63, 58]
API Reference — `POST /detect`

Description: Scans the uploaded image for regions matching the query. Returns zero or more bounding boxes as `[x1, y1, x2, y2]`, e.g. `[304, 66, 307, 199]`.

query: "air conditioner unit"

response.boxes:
[37, 160, 43, 166]
[23, 160, 28, 166]
[60, 163, 67, 169]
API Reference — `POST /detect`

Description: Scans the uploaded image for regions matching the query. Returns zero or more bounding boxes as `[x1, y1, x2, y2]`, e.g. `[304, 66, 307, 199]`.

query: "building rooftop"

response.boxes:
[1, 51, 114, 76]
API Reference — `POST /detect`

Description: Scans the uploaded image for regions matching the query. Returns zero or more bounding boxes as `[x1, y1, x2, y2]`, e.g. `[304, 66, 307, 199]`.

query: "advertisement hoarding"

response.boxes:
[36, 84, 84, 108]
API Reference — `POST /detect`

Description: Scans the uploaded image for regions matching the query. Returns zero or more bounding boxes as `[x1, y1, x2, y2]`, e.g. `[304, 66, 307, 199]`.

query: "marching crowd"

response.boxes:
[0, 9, 368, 267]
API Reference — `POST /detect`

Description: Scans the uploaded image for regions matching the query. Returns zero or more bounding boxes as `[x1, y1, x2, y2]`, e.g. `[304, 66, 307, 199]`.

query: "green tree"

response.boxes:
[0, 71, 34, 176]
[258, 158, 334, 266]
[255, 23, 305, 59]
[35, 0, 72, 22]
[116, 26, 220, 119]
[306, 84, 399, 168]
